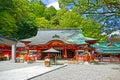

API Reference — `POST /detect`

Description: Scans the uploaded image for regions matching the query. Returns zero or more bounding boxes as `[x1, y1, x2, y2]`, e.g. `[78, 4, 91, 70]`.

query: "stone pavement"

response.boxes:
[31, 62, 120, 80]
[0, 61, 67, 80]
[1, 61, 120, 80]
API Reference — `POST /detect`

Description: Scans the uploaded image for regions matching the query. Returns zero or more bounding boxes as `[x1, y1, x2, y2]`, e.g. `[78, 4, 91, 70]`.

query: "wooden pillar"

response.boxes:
[110, 54, 113, 62]
[36, 46, 40, 59]
[75, 48, 78, 57]
[36, 50, 38, 59]
[64, 48, 67, 58]
[11, 44, 16, 63]
[75, 48, 79, 63]
[101, 54, 103, 62]
[26, 47, 30, 62]
[84, 53, 89, 62]
[119, 54, 120, 62]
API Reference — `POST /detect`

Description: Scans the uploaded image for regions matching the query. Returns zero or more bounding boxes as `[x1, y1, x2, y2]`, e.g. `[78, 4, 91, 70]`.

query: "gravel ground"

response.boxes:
[30, 63, 120, 80]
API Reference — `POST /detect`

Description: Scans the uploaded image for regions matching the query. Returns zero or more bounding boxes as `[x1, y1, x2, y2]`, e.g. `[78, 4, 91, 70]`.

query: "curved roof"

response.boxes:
[93, 42, 120, 54]
[22, 29, 97, 45]
[43, 48, 59, 53]
[16, 42, 26, 47]
[0, 35, 17, 46]
[20, 37, 35, 42]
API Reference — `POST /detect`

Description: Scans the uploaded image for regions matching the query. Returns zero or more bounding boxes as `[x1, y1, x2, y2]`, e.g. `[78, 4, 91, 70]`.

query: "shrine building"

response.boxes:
[18, 28, 98, 60]
[0, 35, 16, 60]
[92, 42, 120, 62]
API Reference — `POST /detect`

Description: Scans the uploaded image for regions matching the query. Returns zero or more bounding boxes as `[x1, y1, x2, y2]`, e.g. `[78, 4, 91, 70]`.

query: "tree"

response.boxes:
[29, 1, 45, 17]
[59, 11, 85, 28]
[0, 0, 13, 11]
[49, 8, 68, 28]
[12, 0, 30, 23]
[81, 18, 107, 41]
[0, 12, 17, 37]
[34, 17, 49, 28]
[58, 0, 120, 38]
[16, 20, 38, 39]
[50, 8, 106, 41]
[43, 6, 57, 20]
[0, 0, 46, 39]
[59, 11, 106, 41]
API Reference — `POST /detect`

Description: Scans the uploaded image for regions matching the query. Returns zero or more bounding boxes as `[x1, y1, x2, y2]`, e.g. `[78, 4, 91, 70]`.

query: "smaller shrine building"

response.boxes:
[0, 35, 16, 60]
[92, 42, 120, 62]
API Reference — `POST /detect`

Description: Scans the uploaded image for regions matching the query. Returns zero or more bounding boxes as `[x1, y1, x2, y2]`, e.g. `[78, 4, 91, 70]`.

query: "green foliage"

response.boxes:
[0, 12, 17, 37]
[58, 0, 120, 41]
[43, 6, 57, 20]
[49, 8, 106, 41]
[59, 11, 84, 28]
[12, 0, 30, 22]
[29, 1, 45, 17]
[0, 0, 111, 42]
[0, 0, 13, 11]
[81, 18, 107, 42]
[49, 8, 68, 28]
[34, 17, 49, 28]
[0, 0, 46, 39]
[16, 20, 37, 39]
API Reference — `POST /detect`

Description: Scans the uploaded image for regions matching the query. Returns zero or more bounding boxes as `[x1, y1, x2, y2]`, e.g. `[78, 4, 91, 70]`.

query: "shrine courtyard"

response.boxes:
[0, 61, 120, 80]
[30, 62, 120, 80]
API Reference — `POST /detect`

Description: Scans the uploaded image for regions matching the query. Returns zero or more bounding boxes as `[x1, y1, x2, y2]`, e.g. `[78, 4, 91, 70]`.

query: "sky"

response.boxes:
[41, 0, 60, 10]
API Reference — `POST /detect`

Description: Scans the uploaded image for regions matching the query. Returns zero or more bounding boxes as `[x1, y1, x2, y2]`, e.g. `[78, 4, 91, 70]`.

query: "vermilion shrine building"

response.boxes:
[0, 35, 16, 60]
[93, 42, 120, 62]
[18, 29, 98, 60]
[1, 29, 120, 62]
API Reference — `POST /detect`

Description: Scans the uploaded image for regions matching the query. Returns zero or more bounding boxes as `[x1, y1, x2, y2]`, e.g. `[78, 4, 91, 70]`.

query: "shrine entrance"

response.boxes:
[67, 49, 75, 58]
[37, 40, 78, 59]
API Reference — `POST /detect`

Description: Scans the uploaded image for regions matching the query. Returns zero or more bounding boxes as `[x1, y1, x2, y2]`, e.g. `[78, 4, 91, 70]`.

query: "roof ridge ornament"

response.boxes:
[52, 34, 60, 38]
[108, 42, 115, 46]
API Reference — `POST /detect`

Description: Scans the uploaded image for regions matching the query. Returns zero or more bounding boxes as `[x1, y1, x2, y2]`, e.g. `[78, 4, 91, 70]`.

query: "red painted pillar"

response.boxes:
[84, 53, 89, 62]
[110, 54, 113, 62]
[119, 54, 120, 62]
[64, 48, 67, 58]
[36, 46, 39, 59]
[26, 47, 30, 62]
[75, 48, 78, 62]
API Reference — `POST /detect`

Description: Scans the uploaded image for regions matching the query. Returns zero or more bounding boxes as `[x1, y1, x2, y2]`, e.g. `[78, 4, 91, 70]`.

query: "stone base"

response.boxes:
[84, 62, 90, 65]
[10, 59, 16, 63]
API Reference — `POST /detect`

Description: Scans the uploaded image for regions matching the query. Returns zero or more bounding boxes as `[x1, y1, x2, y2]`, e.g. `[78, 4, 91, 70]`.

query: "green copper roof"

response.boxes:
[93, 42, 120, 54]
[21, 29, 97, 45]
[67, 32, 87, 44]
[101, 50, 120, 54]
[67, 29, 97, 44]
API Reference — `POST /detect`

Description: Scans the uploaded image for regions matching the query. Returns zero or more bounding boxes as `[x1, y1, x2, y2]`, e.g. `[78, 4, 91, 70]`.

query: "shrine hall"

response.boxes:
[0, 35, 16, 60]
[92, 42, 120, 62]
[18, 28, 98, 60]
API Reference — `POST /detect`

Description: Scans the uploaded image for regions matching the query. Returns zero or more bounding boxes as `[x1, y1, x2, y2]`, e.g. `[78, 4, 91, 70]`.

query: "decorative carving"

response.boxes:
[51, 41, 63, 46]
[52, 34, 60, 38]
